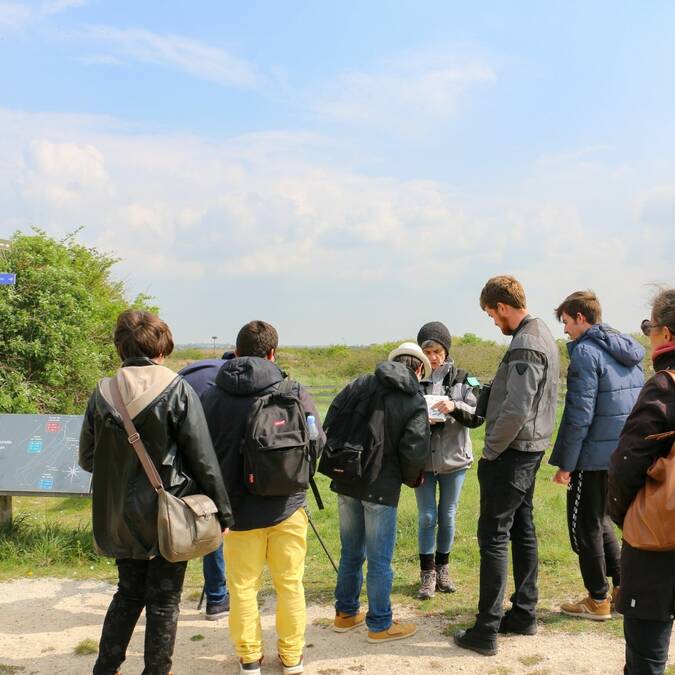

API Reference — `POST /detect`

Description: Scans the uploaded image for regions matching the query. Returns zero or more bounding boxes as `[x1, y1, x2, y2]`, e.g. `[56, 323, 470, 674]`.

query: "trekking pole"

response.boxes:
[305, 507, 338, 574]
[197, 585, 206, 611]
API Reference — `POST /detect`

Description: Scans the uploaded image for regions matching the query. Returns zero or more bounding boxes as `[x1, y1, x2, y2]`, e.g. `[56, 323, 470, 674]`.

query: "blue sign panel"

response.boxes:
[0, 273, 16, 285]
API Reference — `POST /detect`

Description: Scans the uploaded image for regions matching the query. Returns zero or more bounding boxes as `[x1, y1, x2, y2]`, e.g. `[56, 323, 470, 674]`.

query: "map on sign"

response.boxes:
[0, 414, 91, 495]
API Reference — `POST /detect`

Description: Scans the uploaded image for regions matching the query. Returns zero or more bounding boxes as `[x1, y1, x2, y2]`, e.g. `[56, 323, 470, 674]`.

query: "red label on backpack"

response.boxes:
[273, 420, 286, 427]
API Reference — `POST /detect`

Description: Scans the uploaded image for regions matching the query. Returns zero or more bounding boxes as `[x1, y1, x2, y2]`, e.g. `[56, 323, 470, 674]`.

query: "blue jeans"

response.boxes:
[203, 543, 228, 606]
[415, 469, 467, 555]
[334, 494, 397, 632]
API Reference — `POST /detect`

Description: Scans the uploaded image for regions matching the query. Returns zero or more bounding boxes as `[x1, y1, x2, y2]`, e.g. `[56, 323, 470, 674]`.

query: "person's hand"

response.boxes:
[552, 469, 571, 486]
[432, 399, 456, 415]
[222, 527, 230, 536]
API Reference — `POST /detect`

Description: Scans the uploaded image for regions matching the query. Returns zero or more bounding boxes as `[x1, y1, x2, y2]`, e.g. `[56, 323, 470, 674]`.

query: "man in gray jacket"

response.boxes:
[454, 276, 559, 656]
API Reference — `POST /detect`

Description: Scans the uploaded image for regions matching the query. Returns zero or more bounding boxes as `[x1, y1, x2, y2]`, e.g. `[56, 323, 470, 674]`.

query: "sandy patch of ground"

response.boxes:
[0, 578, 672, 674]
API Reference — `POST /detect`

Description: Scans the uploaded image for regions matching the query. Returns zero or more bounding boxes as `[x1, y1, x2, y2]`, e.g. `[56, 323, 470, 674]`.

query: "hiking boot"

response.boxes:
[367, 621, 417, 643]
[561, 595, 611, 621]
[417, 569, 436, 599]
[333, 610, 366, 632]
[279, 654, 304, 674]
[205, 596, 230, 620]
[498, 611, 538, 636]
[435, 564, 456, 593]
[239, 658, 262, 674]
[453, 628, 498, 656]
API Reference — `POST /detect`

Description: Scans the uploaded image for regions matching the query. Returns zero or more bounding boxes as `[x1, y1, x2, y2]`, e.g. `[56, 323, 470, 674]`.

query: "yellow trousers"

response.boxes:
[223, 507, 308, 665]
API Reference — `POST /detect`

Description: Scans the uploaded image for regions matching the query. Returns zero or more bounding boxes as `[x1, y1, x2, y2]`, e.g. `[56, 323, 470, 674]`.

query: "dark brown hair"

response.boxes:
[114, 310, 174, 361]
[236, 320, 279, 358]
[555, 290, 602, 324]
[652, 288, 675, 333]
[479, 275, 526, 310]
[392, 354, 423, 374]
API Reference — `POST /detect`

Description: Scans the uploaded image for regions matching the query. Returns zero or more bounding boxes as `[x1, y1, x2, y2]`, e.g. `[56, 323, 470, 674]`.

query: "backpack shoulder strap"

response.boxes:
[452, 368, 468, 386]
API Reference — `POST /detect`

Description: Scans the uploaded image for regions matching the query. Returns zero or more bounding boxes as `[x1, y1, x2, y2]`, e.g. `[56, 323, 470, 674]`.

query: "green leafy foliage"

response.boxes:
[0, 230, 155, 413]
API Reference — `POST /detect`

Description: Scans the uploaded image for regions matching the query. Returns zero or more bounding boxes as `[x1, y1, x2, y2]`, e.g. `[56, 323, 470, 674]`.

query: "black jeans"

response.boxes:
[624, 616, 673, 675]
[475, 449, 543, 636]
[93, 556, 188, 675]
[566, 470, 621, 600]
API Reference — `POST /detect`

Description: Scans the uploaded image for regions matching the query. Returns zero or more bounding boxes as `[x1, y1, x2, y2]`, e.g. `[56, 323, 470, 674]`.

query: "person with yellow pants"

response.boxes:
[201, 320, 324, 675]
[224, 508, 308, 667]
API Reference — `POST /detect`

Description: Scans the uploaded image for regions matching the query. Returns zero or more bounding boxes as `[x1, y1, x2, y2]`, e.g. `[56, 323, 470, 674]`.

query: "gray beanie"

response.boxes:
[417, 321, 452, 356]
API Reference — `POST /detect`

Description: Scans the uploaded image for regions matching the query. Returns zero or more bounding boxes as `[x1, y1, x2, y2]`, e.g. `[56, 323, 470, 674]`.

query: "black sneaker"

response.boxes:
[239, 658, 262, 674]
[498, 612, 537, 636]
[453, 628, 497, 656]
[205, 596, 230, 620]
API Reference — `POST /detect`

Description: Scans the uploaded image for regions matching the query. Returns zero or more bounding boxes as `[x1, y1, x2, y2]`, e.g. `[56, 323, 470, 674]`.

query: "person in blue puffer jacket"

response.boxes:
[549, 291, 644, 621]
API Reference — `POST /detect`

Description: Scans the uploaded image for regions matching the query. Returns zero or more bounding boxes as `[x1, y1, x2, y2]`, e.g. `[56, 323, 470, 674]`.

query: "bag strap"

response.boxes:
[109, 376, 164, 493]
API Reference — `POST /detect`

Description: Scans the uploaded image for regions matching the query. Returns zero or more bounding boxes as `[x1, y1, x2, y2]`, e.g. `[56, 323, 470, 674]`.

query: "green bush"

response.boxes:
[0, 230, 156, 413]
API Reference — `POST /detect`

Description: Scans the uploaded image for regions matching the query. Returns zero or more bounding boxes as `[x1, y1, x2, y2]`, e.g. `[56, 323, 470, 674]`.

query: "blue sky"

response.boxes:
[1, 1, 674, 345]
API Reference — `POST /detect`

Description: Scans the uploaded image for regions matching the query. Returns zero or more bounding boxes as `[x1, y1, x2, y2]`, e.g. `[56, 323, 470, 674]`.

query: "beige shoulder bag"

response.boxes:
[110, 376, 223, 562]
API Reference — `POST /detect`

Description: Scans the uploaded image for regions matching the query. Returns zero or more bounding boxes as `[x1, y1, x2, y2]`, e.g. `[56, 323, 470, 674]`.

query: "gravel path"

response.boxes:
[0, 578, 672, 674]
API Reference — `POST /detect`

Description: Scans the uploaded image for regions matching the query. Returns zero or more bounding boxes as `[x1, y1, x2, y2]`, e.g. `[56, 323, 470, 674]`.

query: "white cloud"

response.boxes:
[314, 50, 496, 135]
[0, 2, 32, 28]
[0, 0, 83, 29]
[83, 26, 260, 88]
[0, 107, 672, 343]
[41, 0, 85, 15]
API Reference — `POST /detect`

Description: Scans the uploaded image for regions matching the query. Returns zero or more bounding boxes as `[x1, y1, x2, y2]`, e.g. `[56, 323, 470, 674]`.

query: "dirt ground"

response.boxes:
[0, 578, 673, 674]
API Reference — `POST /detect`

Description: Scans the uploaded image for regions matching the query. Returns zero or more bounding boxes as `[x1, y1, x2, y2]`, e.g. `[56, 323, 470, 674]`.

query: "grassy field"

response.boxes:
[1, 340, 652, 639]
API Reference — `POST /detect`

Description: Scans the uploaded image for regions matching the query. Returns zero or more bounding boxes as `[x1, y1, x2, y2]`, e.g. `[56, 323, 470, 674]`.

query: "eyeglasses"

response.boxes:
[641, 319, 660, 336]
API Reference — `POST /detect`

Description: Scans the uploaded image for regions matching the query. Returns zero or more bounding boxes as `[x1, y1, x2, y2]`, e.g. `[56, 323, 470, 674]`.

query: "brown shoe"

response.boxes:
[333, 610, 366, 633]
[610, 587, 620, 613]
[561, 595, 611, 621]
[367, 620, 417, 643]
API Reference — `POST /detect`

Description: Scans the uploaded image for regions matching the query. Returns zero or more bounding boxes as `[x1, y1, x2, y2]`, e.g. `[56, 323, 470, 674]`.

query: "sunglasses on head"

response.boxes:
[641, 319, 659, 336]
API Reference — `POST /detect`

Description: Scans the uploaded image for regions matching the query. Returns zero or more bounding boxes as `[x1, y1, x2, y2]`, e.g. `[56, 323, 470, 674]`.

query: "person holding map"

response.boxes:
[414, 321, 485, 600]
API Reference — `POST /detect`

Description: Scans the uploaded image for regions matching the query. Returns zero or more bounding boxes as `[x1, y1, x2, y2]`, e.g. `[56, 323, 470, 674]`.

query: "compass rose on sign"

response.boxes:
[66, 464, 80, 481]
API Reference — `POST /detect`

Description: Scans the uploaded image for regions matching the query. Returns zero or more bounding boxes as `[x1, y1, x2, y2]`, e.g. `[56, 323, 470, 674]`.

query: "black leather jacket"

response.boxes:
[79, 358, 233, 559]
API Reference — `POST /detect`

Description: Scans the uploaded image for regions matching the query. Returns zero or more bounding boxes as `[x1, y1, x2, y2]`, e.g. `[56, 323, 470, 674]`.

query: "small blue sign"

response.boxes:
[38, 477, 54, 490]
[27, 439, 43, 454]
[0, 273, 16, 285]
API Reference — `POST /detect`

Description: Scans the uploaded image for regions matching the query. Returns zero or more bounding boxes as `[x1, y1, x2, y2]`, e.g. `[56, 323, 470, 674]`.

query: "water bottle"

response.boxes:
[307, 415, 319, 441]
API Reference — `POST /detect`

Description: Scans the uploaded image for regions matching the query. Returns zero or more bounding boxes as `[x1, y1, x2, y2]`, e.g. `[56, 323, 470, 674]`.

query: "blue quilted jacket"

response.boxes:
[549, 324, 644, 472]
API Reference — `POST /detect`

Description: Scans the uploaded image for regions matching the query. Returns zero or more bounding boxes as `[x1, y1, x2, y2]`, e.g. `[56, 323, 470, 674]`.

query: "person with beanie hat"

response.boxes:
[415, 321, 485, 600]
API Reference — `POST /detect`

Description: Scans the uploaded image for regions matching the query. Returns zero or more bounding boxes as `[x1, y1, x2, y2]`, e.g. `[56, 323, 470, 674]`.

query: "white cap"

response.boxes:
[387, 341, 432, 379]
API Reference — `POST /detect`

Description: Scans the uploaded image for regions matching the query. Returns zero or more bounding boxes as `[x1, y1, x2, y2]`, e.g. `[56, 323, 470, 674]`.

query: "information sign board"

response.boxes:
[0, 414, 91, 495]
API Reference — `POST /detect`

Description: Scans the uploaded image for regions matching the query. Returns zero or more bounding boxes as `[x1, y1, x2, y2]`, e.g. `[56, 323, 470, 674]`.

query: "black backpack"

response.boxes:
[318, 377, 387, 486]
[242, 379, 312, 497]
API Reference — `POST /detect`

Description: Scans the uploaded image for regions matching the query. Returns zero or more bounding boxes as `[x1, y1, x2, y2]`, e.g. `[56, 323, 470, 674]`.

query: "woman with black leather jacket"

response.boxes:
[608, 288, 675, 675]
[79, 310, 232, 675]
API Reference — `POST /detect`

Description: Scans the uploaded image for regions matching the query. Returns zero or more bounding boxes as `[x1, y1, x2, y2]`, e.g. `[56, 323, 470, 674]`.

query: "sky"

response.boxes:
[1, 1, 674, 345]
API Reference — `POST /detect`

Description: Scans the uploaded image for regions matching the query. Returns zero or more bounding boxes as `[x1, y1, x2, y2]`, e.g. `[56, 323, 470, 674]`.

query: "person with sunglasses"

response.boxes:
[609, 287, 675, 675]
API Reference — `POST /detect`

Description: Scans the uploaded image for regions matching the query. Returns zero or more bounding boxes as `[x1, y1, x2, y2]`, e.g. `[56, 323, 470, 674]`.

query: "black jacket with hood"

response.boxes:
[200, 356, 324, 532]
[608, 347, 675, 621]
[79, 357, 233, 560]
[329, 361, 430, 507]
